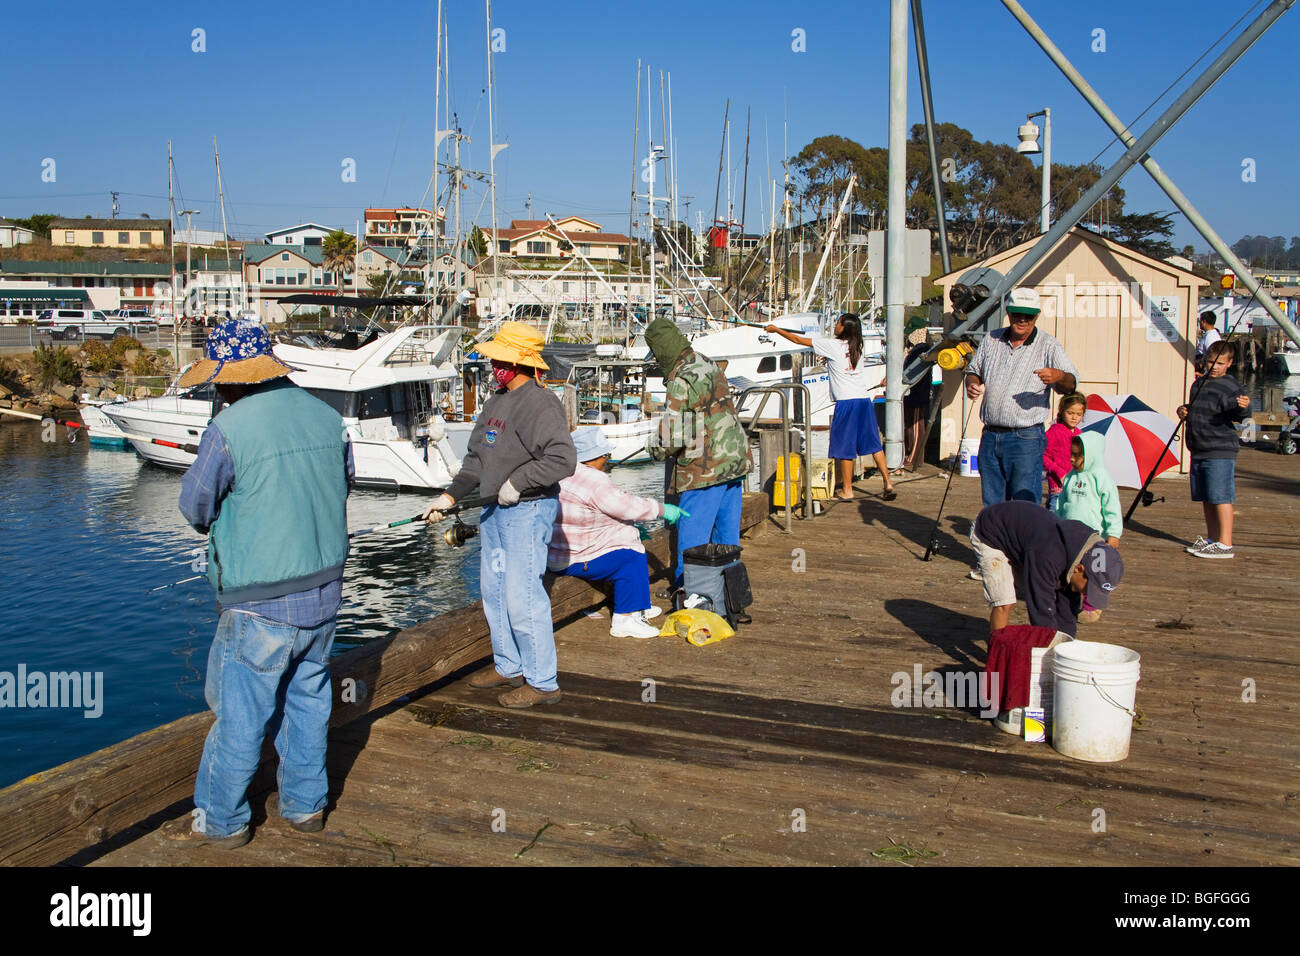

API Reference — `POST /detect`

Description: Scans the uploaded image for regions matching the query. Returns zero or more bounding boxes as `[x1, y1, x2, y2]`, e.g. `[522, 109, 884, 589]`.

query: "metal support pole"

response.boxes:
[910, 0, 950, 276]
[1002, 0, 1300, 349]
[942, 0, 1294, 353]
[885, 0, 907, 470]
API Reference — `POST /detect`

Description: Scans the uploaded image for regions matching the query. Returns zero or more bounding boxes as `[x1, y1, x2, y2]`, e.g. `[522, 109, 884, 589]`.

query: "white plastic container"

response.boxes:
[959, 438, 980, 477]
[1050, 641, 1141, 763]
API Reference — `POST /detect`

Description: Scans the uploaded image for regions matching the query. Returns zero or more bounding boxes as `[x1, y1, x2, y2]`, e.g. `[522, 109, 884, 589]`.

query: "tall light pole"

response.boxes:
[1016, 107, 1051, 233]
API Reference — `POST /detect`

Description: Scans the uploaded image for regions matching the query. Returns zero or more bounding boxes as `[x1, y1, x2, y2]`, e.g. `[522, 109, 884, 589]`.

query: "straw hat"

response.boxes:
[177, 319, 294, 388]
[476, 321, 549, 371]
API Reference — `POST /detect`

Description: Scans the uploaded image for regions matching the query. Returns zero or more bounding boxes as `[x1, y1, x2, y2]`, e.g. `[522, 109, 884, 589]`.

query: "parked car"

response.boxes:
[36, 309, 155, 341]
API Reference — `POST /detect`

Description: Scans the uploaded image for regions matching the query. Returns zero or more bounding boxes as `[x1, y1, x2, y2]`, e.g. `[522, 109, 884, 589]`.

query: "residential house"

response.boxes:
[243, 244, 345, 323]
[0, 218, 35, 248]
[50, 218, 168, 249]
[264, 223, 334, 247]
[485, 217, 629, 262]
[364, 208, 440, 251]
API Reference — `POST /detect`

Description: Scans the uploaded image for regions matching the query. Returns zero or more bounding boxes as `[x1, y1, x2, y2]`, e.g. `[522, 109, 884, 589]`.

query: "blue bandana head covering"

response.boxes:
[178, 319, 293, 388]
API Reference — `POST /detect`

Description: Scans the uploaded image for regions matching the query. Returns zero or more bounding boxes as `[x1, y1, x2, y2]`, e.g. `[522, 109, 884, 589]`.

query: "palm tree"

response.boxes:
[322, 230, 357, 304]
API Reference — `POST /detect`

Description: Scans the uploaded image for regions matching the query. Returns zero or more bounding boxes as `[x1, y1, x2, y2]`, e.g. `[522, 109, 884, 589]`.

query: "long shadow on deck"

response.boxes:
[410, 673, 1238, 805]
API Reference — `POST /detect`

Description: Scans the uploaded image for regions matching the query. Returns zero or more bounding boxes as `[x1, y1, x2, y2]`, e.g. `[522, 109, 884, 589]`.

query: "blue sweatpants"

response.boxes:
[673, 479, 743, 589]
[557, 548, 652, 613]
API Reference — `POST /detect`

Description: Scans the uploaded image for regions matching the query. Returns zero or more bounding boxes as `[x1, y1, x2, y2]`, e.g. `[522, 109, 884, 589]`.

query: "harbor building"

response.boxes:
[49, 218, 168, 250]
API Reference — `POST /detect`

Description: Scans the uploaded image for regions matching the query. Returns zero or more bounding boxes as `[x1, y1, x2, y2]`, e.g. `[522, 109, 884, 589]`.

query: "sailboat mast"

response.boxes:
[431, 0, 442, 307]
[485, 0, 501, 318]
[628, 57, 640, 340]
[168, 141, 178, 363]
[646, 63, 655, 324]
[213, 136, 239, 311]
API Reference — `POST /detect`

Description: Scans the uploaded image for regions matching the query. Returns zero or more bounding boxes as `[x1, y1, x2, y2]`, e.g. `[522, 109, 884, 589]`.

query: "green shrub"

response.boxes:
[155, 348, 170, 358]
[33, 343, 80, 389]
[108, 335, 143, 363]
[131, 352, 158, 376]
[82, 340, 116, 373]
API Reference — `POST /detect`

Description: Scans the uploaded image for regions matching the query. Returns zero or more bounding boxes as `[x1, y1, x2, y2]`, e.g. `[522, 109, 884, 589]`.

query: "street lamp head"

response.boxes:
[1016, 121, 1041, 155]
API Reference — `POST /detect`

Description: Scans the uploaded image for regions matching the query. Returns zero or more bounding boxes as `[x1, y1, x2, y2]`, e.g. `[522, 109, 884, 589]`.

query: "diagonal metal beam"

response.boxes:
[1002, 0, 1300, 350]
[909, 0, 1294, 387]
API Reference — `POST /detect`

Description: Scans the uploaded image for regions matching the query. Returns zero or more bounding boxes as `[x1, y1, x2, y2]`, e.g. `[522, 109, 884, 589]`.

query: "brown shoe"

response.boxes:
[469, 667, 524, 689]
[161, 815, 251, 849]
[498, 683, 563, 708]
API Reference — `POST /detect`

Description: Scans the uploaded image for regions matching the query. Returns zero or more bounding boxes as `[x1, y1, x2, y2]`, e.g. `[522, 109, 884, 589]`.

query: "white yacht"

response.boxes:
[643, 313, 885, 428]
[102, 326, 465, 491]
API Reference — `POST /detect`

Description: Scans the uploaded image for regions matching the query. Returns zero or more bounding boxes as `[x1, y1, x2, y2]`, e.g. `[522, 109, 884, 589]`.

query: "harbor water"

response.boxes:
[0, 419, 665, 789]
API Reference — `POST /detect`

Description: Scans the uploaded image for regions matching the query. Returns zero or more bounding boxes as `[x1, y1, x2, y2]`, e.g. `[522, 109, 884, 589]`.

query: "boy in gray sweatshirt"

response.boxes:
[1180, 340, 1250, 559]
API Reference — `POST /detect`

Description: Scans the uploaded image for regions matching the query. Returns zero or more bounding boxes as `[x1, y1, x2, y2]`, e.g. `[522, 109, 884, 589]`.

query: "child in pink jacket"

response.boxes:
[1043, 392, 1086, 509]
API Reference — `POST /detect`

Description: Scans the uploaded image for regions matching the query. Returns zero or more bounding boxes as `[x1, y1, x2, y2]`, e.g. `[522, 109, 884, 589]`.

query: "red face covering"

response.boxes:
[492, 362, 519, 388]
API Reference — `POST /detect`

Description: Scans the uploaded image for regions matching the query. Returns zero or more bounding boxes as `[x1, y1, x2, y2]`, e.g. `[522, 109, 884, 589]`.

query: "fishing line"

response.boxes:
[922, 383, 979, 562]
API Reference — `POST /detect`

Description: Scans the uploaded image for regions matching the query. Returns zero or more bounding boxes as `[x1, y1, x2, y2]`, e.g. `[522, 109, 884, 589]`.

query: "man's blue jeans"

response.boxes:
[195, 609, 335, 837]
[480, 497, 560, 692]
[673, 479, 743, 589]
[979, 426, 1046, 507]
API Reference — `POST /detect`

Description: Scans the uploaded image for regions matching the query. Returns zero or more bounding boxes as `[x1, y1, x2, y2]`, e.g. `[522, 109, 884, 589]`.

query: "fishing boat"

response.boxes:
[103, 325, 466, 491]
[643, 313, 885, 428]
[564, 356, 659, 463]
[76, 396, 132, 447]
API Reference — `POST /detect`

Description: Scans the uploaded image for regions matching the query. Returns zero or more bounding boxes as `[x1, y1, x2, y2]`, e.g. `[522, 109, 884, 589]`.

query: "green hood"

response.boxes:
[645, 318, 689, 371]
[1076, 430, 1108, 476]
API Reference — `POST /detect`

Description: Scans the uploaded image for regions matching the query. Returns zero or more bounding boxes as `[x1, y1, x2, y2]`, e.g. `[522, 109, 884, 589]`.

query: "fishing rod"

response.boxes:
[0, 407, 200, 455]
[922, 385, 978, 562]
[603, 444, 647, 471]
[1123, 284, 1260, 522]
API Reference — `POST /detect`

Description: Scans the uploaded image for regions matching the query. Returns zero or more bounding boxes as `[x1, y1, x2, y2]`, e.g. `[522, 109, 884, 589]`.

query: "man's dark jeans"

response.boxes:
[979, 426, 1046, 507]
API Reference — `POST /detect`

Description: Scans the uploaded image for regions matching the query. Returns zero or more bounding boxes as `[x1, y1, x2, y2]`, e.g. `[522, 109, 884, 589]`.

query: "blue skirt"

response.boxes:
[828, 398, 883, 459]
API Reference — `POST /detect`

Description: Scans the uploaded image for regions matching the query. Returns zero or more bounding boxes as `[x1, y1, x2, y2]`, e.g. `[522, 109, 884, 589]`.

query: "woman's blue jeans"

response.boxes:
[195, 609, 335, 837]
[480, 497, 560, 692]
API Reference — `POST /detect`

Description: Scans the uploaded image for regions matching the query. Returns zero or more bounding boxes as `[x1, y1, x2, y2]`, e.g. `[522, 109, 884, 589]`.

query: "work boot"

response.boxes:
[469, 667, 524, 689]
[161, 816, 251, 850]
[610, 612, 659, 639]
[287, 811, 325, 833]
[498, 684, 564, 708]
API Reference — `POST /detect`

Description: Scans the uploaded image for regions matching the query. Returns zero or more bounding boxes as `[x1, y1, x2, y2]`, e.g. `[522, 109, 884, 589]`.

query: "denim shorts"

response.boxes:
[1189, 457, 1235, 504]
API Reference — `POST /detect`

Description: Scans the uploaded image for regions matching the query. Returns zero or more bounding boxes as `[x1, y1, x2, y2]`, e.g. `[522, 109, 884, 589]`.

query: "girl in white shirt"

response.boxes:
[765, 314, 896, 501]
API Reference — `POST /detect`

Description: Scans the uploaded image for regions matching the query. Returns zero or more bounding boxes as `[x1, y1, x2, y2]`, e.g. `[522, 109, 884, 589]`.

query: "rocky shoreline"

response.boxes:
[0, 347, 174, 422]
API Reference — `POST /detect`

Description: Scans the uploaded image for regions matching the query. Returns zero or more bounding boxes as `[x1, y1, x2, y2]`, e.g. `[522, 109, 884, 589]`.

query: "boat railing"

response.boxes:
[736, 382, 814, 533]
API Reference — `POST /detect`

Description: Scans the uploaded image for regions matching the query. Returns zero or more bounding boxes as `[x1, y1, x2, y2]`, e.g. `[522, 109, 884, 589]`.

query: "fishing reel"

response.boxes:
[444, 517, 479, 548]
[1139, 490, 1165, 508]
[934, 339, 975, 371]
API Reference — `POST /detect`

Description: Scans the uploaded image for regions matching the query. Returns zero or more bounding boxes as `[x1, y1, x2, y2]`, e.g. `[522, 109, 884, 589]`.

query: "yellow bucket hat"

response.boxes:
[477, 321, 549, 371]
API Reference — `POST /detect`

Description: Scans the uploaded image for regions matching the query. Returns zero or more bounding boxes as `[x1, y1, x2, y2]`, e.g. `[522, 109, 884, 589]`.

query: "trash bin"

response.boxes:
[681, 544, 753, 626]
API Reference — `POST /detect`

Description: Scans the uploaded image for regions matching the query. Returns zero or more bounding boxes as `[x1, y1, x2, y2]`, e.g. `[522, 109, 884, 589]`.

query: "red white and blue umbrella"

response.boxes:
[1080, 394, 1180, 489]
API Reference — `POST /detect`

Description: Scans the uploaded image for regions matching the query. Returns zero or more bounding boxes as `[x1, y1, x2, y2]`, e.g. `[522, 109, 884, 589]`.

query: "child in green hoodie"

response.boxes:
[1055, 430, 1121, 621]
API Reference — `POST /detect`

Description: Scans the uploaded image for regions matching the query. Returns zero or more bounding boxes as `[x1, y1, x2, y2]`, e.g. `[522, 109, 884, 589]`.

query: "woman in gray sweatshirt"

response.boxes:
[424, 322, 576, 706]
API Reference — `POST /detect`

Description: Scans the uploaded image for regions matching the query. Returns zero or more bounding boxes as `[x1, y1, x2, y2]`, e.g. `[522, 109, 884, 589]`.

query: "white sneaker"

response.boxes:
[641, 606, 663, 620]
[1191, 541, 1235, 559]
[1185, 536, 1214, 554]
[611, 612, 660, 639]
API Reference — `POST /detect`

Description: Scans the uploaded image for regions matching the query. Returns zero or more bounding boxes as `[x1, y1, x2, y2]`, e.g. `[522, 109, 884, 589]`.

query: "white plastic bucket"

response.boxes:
[959, 438, 980, 477]
[1050, 641, 1141, 762]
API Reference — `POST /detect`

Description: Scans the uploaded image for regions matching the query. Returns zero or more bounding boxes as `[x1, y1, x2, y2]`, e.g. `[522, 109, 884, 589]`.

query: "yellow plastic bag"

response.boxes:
[659, 609, 736, 646]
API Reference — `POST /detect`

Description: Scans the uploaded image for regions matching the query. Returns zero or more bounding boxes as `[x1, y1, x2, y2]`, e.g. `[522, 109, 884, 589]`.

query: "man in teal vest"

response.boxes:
[167, 319, 352, 849]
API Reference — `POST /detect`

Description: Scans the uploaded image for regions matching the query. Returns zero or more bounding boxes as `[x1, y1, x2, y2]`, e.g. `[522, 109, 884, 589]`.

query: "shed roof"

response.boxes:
[0, 260, 171, 276]
[243, 244, 326, 265]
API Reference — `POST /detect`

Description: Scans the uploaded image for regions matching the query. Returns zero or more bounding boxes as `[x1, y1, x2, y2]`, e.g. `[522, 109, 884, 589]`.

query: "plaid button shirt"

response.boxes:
[966, 326, 1077, 429]
[547, 463, 663, 571]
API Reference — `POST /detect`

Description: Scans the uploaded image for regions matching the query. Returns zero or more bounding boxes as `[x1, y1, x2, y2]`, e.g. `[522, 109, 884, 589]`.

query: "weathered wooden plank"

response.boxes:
[0, 494, 767, 866]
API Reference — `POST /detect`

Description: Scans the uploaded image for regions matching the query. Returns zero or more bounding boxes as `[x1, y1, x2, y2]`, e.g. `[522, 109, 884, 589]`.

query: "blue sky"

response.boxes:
[1, 0, 1295, 252]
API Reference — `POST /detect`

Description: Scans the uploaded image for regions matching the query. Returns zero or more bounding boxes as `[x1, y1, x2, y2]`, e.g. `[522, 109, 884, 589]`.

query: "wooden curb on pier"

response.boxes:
[0, 493, 767, 866]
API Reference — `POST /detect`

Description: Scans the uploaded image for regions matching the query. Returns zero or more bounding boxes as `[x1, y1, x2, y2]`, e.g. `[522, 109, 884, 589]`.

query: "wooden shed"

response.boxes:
[935, 227, 1206, 472]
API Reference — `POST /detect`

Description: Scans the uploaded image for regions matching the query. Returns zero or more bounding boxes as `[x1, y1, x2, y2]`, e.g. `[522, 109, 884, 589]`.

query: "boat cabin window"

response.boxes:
[757, 356, 776, 374]
[308, 388, 357, 418]
[780, 355, 792, 371]
[357, 387, 395, 420]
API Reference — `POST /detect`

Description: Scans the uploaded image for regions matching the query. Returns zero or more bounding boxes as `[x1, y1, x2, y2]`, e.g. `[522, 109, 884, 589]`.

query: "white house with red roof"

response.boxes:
[485, 217, 629, 262]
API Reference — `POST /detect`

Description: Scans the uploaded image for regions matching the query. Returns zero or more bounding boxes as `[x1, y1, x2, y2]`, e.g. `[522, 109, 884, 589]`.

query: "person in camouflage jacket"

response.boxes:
[645, 317, 753, 588]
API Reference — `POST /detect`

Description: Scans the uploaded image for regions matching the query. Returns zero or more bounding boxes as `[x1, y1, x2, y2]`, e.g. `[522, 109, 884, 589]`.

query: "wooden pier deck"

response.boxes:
[5, 450, 1298, 867]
